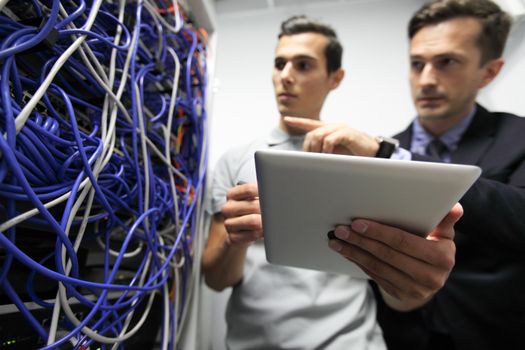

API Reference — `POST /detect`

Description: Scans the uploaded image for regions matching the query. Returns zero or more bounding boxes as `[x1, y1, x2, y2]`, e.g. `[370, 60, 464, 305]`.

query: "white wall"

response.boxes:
[202, 1, 525, 349]
[208, 0, 525, 167]
[479, 15, 525, 110]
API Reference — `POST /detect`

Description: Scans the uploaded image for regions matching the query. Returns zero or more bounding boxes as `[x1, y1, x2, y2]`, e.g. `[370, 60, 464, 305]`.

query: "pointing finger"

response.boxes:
[283, 116, 325, 131]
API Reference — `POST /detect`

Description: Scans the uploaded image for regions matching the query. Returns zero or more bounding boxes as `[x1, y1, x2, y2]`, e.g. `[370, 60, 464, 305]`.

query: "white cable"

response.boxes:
[165, 47, 182, 230]
[63, 1, 189, 185]
[45, 0, 127, 345]
[144, 1, 182, 34]
[173, 48, 210, 342]
[51, 1, 172, 342]
[146, 137, 188, 182]
[56, 214, 165, 344]
[108, 249, 159, 349]
[56, 270, 157, 344]
[96, 234, 145, 259]
[2, 0, 207, 347]
[147, 3, 165, 62]
[145, 233, 171, 350]
[173, 248, 181, 340]
[48, 186, 97, 345]
[13, 0, 104, 133]
[161, 278, 170, 350]
[134, 82, 152, 225]
[0, 177, 90, 232]
[0, 0, 116, 233]
[59, 3, 189, 186]
[0, 0, 9, 12]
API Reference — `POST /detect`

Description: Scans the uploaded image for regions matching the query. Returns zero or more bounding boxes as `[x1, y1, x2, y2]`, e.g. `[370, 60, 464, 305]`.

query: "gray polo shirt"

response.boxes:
[208, 127, 385, 350]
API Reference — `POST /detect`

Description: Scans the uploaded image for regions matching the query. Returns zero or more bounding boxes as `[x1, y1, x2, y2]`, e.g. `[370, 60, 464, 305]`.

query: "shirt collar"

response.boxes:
[266, 127, 305, 147]
[412, 106, 476, 152]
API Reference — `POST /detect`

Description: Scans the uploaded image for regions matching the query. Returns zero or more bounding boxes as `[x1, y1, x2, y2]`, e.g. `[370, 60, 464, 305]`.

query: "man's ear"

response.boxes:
[480, 58, 504, 88]
[329, 68, 345, 90]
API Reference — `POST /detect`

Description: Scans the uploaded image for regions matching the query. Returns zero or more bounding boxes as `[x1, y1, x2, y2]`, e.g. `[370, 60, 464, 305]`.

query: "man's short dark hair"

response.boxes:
[279, 15, 343, 73]
[408, 0, 512, 65]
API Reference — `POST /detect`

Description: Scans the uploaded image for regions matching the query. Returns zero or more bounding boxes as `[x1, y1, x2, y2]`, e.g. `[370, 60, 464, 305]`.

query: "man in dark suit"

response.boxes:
[284, 1, 525, 349]
[376, 1, 525, 349]
[382, 104, 525, 349]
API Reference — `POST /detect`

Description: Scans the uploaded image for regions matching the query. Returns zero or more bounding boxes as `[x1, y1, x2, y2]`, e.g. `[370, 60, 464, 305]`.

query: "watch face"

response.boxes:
[376, 136, 399, 158]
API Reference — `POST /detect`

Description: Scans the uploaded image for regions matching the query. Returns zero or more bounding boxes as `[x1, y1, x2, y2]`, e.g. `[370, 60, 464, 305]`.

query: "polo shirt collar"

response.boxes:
[266, 127, 305, 147]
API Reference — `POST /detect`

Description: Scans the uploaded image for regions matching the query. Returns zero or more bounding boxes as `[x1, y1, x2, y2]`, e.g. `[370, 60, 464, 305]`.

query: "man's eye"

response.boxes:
[436, 57, 458, 69]
[274, 60, 286, 70]
[296, 61, 311, 71]
[411, 60, 424, 72]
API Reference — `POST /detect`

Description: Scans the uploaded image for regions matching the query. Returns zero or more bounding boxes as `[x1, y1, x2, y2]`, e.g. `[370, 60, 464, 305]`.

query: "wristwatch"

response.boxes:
[374, 136, 399, 158]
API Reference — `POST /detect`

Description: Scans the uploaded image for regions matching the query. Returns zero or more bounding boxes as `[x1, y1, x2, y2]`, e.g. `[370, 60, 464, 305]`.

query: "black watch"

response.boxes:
[374, 136, 399, 158]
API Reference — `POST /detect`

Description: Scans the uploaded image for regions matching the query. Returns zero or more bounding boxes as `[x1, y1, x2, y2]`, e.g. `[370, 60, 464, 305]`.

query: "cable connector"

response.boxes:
[18, 17, 58, 53]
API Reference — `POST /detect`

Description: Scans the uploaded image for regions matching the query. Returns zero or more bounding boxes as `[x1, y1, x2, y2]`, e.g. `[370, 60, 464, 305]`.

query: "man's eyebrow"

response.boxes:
[291, 54, 317, 61]
[410, 52, 463, 60]
[275, 54, 317, 61]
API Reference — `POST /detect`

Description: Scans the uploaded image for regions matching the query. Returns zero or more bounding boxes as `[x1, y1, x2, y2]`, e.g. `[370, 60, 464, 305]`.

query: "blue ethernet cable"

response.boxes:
[0, 0, 60, 60]
[0, 0, 208, 347]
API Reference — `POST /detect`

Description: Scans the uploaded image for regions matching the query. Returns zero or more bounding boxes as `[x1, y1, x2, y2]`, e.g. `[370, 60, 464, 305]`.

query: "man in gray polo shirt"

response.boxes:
[202, 15, 461, 349]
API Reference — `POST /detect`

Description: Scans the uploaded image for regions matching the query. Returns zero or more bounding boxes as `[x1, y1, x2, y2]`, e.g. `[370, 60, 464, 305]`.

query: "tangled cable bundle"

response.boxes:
[0, 0, 208, 348]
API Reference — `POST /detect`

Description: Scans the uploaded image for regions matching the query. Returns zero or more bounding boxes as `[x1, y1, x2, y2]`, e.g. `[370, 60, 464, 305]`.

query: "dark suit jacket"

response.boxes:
[375, 105, 525, 350]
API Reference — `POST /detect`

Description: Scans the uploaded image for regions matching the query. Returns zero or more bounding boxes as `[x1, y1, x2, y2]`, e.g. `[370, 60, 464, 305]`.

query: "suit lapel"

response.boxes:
[395, 128, 412, 149]
[451, 105, 497, 165]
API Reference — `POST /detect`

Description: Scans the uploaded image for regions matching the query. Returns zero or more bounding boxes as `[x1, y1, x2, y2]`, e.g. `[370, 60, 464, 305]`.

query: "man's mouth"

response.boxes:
[418, 95, 444, 105]
[278, 93, 297, 102]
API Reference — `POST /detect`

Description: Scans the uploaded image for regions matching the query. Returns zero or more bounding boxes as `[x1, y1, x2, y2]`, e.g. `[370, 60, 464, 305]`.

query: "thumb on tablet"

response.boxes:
[427, 203, 463, 241]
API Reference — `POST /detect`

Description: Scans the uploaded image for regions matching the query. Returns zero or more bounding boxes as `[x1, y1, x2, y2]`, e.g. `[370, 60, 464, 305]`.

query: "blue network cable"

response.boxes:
[0, 0, 209, 348]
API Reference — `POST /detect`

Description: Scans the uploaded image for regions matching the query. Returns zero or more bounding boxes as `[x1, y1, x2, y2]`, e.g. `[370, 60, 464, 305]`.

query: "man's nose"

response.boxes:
[419, 63, 438, 86]
[280, 62, 294, 83]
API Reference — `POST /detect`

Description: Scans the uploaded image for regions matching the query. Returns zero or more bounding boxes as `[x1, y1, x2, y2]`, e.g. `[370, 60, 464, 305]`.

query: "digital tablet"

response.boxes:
[254, 149, 481, 279]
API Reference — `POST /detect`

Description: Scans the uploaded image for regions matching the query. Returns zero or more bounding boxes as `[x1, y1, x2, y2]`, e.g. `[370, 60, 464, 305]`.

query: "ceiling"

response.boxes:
[213, 0, 370, 15]
[213, 0, 525, 17]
